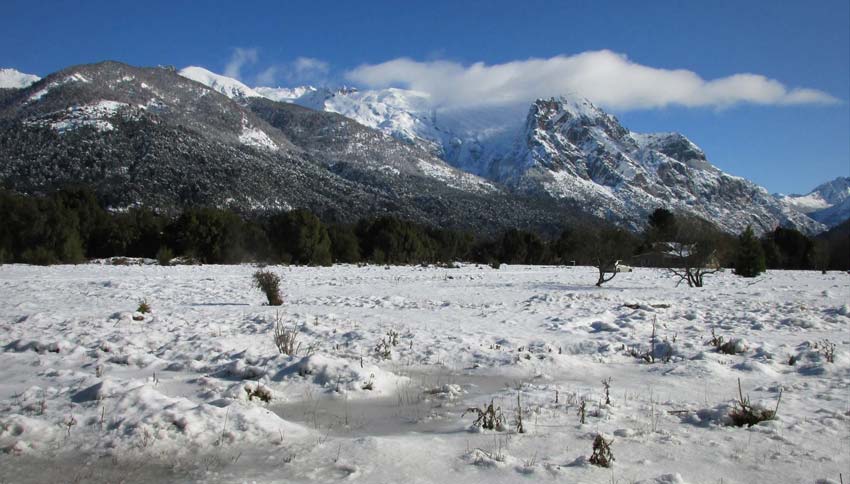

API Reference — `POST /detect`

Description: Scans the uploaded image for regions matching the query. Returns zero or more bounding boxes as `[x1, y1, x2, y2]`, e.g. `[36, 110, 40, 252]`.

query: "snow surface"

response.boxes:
[0, 263, 847, 483]
[0, 68, 40, 89]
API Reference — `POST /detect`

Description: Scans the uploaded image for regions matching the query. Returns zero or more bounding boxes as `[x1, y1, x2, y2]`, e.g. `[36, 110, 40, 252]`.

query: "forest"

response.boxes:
[0, 187, 847, 271]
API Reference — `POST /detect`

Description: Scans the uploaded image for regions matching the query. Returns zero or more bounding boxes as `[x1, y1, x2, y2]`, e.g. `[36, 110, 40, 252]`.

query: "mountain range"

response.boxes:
[179, 66, 831, 233]
[0, 62, 844, 235]
[0, 62, 566, 235]
[778, 177, 850, 227]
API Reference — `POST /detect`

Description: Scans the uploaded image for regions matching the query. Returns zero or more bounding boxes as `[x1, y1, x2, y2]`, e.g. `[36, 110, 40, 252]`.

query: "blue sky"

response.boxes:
[3, 0, 847, 194]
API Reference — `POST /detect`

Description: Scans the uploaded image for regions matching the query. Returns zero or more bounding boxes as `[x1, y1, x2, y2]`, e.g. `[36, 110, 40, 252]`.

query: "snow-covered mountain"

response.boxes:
[490, 97, 822, 233]
[0, 61, 564, 234]
[179, 66, 827, 233]
[780, 177, 850, 226]
[224, 78, 523, 175]
[0, 68, 40, 89]
[178, 66, 261, 100]
[259, 84, 820, 232]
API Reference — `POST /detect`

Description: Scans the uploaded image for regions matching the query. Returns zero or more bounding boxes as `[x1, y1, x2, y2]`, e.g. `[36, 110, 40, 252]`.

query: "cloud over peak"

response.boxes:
[224, 47, 258, 80]
[345, 50, 839, 111]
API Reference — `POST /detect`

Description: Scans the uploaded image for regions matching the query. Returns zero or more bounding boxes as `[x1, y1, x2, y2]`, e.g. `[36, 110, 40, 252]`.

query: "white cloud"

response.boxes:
[255, 66, 278, 86]
[252, 57, 330, 86]
[291, 57, 329, 80]
[345, 50, 839, 111]
[224, 47, 258, 80]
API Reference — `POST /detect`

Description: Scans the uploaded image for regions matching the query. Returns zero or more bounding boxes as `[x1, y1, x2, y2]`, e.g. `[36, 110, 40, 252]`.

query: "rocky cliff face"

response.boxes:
[490, 97, 823, 233]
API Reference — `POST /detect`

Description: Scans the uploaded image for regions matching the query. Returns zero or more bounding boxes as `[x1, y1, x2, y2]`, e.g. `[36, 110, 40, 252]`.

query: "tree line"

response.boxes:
[0, 188, 846, 272]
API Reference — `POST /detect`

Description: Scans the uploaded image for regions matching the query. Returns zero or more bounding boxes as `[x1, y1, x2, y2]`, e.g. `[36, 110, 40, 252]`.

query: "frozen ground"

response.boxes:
[0, 263, 847, 483]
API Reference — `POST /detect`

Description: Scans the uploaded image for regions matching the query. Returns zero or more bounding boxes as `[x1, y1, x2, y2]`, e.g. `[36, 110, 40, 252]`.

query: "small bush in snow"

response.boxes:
[718, 338, 748, 355]
[814, 339, 836, 363]
[601, 377, 612, 406]
[728, 378, 781, 427]
[245, 384, 272, 403]
[385, 329, 399, 346]
[708, 328, 747, 355]
[272, 315, 300, 355]
[254, 270, 283, 306]
[577, 398, 587, 424]
[589, 434, 614, 468]
[463, 399, 506, 431]
[374, 339, 392, 360]
[136, 299, 151, 314]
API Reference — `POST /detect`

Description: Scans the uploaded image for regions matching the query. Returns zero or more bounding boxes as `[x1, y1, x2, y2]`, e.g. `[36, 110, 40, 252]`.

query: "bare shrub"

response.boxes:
[374, 339, 392, 360]
[463, 400, 506, 431]
[601, 378, 612, 406]
[577, 398, 587, 424]
[385, 329, 399, 346]
[589, 434, 614, 467]
[814, 339, 836, 363]
[708, 328, 746, 355]
[664, 217, 722, 288]
[708, 327, 724, 348]
[273, 325, 299, 355]
[271, 314, 301, 355]
[515, 393, 525, 434]
[253, 270, 283, 306]
[728, 378, 781, 427]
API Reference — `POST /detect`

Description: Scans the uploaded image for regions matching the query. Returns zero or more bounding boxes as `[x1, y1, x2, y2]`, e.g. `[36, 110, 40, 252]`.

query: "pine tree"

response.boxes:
[734, 226, 766, 277]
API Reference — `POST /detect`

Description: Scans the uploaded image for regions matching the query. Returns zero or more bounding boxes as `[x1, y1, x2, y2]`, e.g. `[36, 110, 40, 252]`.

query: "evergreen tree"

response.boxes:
[328, 225, 361, 263]
[267, 210, 332, 266]
[734, 226, 766, 277]
[647, 208, 677, 242]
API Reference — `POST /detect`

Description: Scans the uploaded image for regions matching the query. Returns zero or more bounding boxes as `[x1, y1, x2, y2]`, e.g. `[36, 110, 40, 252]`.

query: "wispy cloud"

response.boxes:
[253, 57, 330, 86]
[224, 47, 258, 80]
[345, 50, 839, 110]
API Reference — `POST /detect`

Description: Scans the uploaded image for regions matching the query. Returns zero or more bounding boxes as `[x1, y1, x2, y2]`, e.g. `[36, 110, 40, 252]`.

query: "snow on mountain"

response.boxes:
[178, 66, 261, 99]
[253, 83, 524, 174]
[0, 68, 40, 89]
[810, 197, 850, 227]
[254, 85, 333, 110]
[175, 66, 825, 233]
[257, 83, 822, 233]
[780, 177, 850, 226]
[492, 97, 823, 234]
[23, 100, 139, 134]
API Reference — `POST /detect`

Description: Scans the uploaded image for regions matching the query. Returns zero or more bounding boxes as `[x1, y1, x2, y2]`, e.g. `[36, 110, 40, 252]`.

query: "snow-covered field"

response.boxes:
[0, 263, 847, 483]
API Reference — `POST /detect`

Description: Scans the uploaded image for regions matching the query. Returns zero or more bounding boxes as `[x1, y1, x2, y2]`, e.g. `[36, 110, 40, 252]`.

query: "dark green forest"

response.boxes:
[0, 188, 847, 271]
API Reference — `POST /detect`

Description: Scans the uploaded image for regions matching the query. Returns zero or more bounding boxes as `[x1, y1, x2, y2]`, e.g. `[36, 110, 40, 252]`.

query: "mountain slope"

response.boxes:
[0, 61, 574, 234]
[251, 82, 523, 176]
[780, 177, 850, 226]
